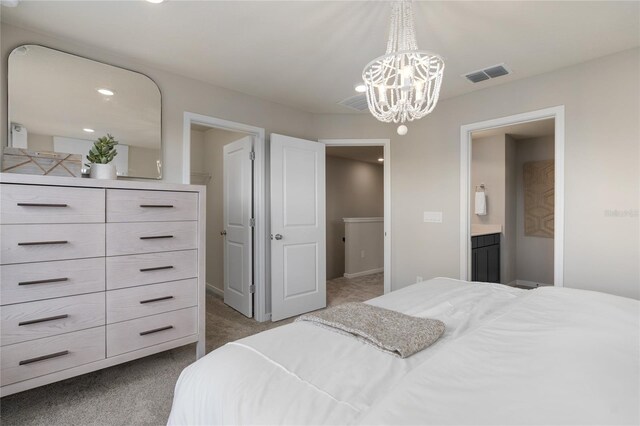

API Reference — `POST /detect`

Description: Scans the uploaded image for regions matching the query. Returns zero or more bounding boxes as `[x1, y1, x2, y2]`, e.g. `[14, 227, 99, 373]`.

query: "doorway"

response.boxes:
[460, 106, 564, 287]
[325, 145, 385, 304]
[470, 119, 555, 287]
[320, 139, 391, 294]
[183, 112, 269, 322]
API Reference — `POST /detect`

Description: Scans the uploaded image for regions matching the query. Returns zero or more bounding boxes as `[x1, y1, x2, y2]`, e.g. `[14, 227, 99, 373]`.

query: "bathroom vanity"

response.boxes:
[471, 232, 501, 283]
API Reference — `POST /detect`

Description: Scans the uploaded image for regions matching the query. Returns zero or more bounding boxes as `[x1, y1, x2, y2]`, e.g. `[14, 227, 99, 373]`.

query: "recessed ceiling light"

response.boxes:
[354, 83, 367, 93]
[97, 88, 115, 96]
[83, 128, 95, 133]
[146, 0, 164, 3]
[378, 158, 384, 162]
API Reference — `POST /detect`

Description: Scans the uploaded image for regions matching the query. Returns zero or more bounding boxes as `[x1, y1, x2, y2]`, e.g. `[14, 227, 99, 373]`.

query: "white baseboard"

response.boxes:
[206, 283, 224, 297]
[508, 279, 552, 288]
[343, 268, 384, 279]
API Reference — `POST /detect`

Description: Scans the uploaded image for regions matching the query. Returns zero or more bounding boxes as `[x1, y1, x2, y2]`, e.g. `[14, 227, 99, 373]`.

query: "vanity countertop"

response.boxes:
[471, 224, 502, 237]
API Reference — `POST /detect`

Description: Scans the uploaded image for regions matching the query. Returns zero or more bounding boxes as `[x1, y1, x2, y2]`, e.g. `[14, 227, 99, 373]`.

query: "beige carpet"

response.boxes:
[0, 273, 383, 426]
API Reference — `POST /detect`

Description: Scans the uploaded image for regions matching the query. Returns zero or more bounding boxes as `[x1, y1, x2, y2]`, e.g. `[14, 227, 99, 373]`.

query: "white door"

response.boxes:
[223, 136, 253, 317]
[270, 134, 326, 321]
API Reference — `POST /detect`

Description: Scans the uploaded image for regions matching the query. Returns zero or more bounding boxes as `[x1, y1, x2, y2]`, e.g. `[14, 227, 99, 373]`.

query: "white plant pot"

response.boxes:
[89, 163, 117, 180]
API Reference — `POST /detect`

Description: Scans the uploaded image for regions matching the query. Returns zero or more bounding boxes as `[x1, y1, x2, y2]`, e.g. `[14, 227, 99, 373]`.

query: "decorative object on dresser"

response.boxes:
[1, 147, 82, 177]
[0, 172, 206, 397]
[86, 134, 119, 180]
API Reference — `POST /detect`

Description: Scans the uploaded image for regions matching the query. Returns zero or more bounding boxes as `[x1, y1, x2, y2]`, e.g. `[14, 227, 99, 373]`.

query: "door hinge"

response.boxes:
[249, 218, 255, 227]
[249, 284, 256, 293]
[249, 151, 255, 161]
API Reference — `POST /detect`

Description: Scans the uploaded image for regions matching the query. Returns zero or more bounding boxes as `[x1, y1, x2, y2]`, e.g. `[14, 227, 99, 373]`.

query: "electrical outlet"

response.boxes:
[360, 250, 365, 259]
[416, 276, 423, 283]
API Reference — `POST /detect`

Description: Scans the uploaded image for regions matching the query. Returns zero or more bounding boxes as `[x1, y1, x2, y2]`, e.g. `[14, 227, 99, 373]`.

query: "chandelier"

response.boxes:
[362, 0, 445, 135]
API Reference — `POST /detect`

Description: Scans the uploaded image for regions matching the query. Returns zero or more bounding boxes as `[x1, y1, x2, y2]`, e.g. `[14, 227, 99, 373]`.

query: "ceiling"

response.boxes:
[326, 146, 384, 165]
[472, 118, 554, 140]
[9, 44, 161, 148]
[2, 2, 638, 114]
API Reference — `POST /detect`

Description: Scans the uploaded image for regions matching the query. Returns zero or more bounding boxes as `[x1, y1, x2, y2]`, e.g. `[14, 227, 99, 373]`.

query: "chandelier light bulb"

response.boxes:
[415, 81, 425, 101]
[397, 125, 408, 136]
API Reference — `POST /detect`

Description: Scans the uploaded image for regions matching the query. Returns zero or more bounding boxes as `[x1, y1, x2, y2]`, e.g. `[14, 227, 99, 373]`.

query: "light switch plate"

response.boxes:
[423, 211, 443, 223]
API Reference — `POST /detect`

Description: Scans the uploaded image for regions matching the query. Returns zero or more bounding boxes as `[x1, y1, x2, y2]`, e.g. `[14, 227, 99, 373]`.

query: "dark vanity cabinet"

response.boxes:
[471, 233, 500, 283]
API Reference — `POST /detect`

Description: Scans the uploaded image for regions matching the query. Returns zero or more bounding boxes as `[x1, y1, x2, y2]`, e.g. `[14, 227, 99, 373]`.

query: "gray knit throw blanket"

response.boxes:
[296, 302, 445, 358]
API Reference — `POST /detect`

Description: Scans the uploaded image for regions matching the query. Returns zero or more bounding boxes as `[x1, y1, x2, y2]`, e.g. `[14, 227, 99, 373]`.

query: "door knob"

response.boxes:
[220, 230, 227, 236]
[274, 234, 283, 240]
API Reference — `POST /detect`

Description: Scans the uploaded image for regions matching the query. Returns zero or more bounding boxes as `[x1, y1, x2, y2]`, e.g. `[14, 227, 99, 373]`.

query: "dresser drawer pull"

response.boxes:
[140, 204, 174, 208]
[18, 277, 69, 286]
[139, 265, 174, 272]
[19, 350, 70, 366]
[139, 235, 174, 240]
[17, 203, 68, 208]
[139, 325, 173, 336]
[18, 240, 69, 246]
[19, 314, 69, 326]
[140, 296, 174, 304]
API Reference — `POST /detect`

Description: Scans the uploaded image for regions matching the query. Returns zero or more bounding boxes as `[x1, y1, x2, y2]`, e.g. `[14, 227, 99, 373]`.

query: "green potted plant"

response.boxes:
[87, 134, 118, 179]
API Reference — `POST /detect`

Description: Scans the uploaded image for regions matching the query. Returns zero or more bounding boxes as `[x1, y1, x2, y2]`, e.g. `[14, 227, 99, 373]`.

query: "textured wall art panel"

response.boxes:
[523, 159, 554, 238]
[1, 147, 82, 177]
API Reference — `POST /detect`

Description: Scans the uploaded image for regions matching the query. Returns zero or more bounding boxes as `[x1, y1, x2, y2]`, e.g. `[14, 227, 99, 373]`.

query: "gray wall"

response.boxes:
[516, 136, 555, 285]
[326, 156, 383, 279]
[504, 135, 518, 285]
[311, 48, 639, 299]
[471, 135, 506, 227]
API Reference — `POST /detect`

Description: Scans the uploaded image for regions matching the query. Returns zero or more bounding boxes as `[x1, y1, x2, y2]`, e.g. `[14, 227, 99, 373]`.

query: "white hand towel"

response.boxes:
[475, 191, 487, 216]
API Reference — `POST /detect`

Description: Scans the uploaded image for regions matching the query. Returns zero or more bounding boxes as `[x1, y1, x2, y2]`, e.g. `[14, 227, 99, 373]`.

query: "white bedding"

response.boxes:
[168, 278, 639, 425]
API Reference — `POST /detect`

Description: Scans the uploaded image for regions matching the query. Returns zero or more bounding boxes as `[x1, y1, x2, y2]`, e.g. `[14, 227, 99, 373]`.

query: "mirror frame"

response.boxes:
[7, 44, 163, 180]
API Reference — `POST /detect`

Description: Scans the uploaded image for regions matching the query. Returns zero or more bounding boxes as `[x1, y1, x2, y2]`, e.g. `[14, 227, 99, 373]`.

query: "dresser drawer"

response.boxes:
[107, 278, 197, 324]
[1, 292, 105, 346]
[0, 224, 105, 265]
[1, 258, 105, 305]
[106, 222, 197, 256]
[1, 184, 104, 224]
[107, 189, 197, 223]
[106, 307, 197, 357]
[1, 327, 105, 386]
[106, 250, 197, 290]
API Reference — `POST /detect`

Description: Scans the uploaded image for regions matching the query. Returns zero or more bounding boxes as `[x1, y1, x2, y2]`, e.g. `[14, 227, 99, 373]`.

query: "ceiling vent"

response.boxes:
[338, 94, 369, 112]
[464, 64, 510, 83]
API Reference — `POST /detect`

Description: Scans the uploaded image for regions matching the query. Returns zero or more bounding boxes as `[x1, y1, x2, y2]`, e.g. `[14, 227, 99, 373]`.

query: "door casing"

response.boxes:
[182, 112, 269, 322]
[459, 106, 565, 286]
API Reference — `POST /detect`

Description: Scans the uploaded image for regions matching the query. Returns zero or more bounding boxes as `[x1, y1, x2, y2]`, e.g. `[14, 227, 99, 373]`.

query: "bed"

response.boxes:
[168, 278, 639, 425]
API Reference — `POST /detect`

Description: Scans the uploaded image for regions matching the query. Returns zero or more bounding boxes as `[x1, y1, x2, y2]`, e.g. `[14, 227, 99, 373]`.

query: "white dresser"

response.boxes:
[0, 173, 206, 397]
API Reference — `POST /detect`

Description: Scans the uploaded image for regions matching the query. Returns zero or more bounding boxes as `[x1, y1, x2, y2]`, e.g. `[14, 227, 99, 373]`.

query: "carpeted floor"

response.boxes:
[0, 273, 383, 426]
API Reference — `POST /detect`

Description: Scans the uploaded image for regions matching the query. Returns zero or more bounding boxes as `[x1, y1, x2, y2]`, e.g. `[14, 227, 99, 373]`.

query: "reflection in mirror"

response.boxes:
[8, 45, 162, 179]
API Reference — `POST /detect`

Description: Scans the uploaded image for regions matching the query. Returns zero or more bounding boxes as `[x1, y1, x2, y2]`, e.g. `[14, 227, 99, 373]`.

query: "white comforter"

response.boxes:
[168, 278, 639, 425]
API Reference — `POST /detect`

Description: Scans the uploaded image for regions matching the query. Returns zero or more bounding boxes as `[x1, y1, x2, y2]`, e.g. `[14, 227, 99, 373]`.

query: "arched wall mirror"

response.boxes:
[7, 44, 162, 179]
